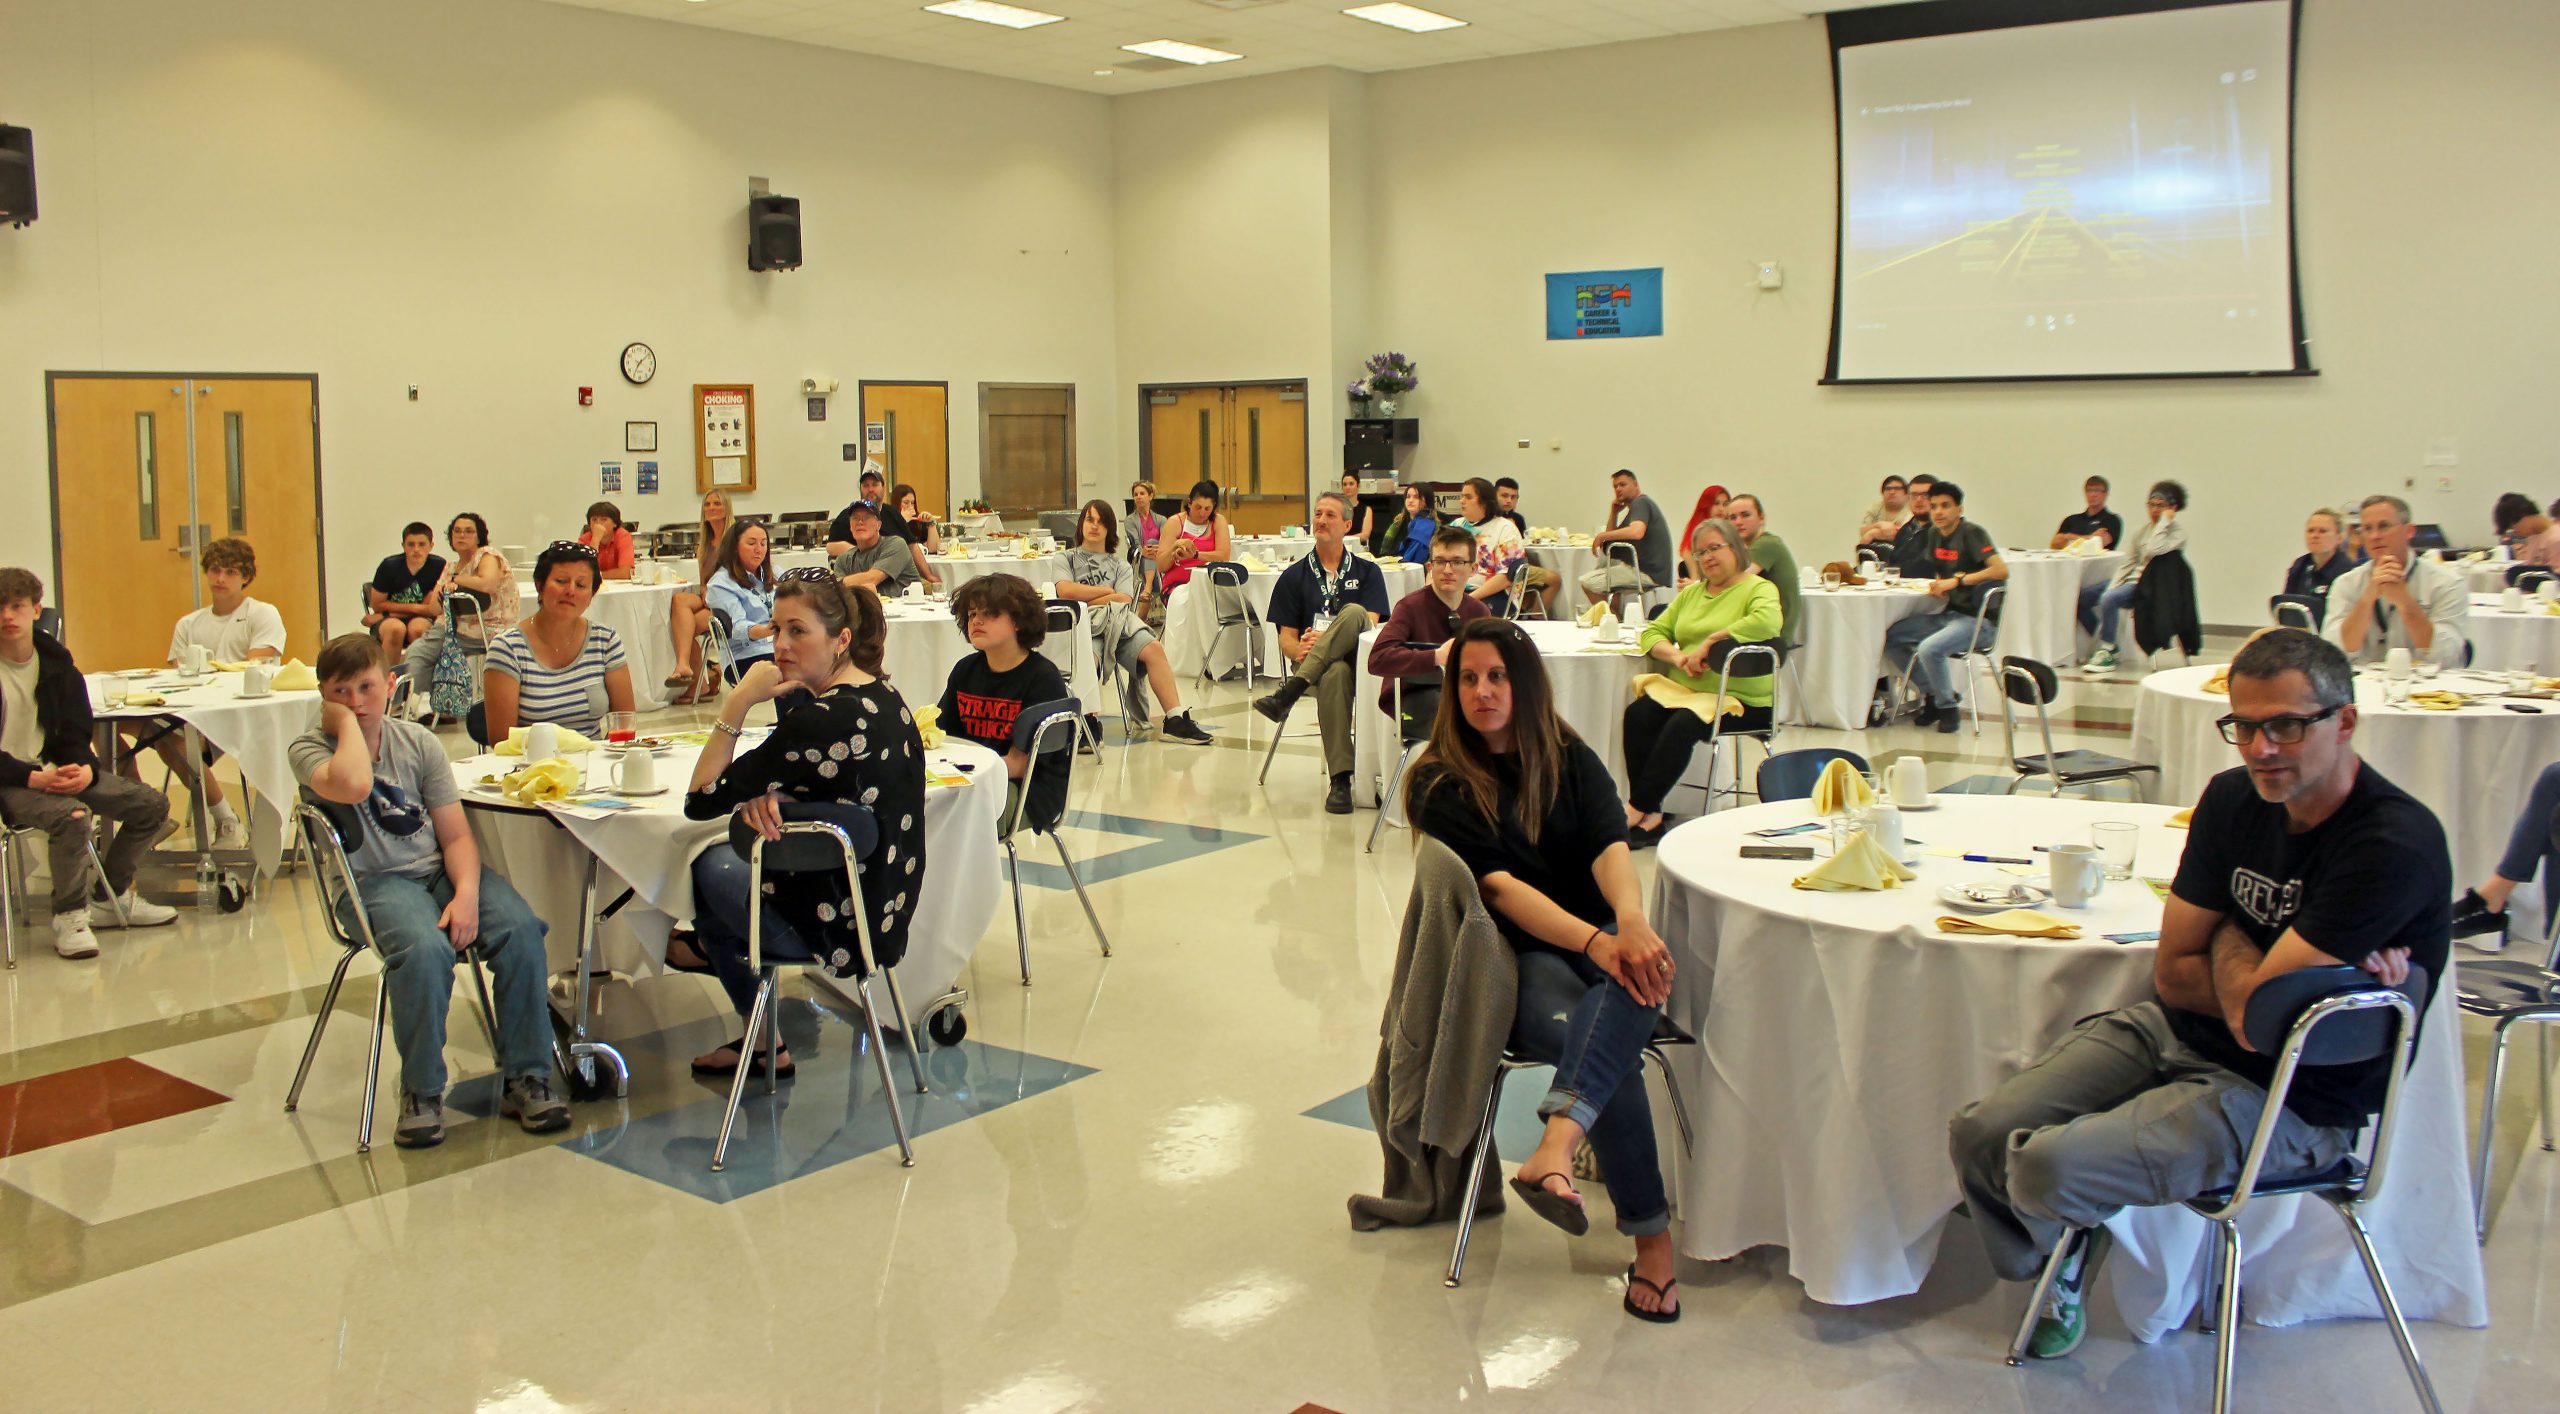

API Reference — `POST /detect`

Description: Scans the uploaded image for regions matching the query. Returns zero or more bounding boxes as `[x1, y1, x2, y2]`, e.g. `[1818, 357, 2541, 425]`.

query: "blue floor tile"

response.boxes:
[1008, 809, 1262, 890]
[1305, 1069, 1556, 1161]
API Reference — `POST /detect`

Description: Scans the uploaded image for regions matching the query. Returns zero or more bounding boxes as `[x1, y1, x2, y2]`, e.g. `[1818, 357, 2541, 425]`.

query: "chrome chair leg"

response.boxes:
[2331, 1195, 2446, 1414]
[1642, 1046, 1695, 1151]
[2, 832, 16, 971]
[283, 946, 362, 1112]
[467, 951, 502, 1057]
[1051, 832, 1110, 957]
[2208, 1222, 2244, 1414]
[2541, 1023, 2555, 1152]
[878, 964, 929, 1094]
[711, 976, 774, 1172]
[1256, 708, 1290, 785]
[1445, 1067, 1510, 1288]
[763, 979, 782, 1097]
[1005, 838, 1032, 986]
[356, 980, 390, 1153]
[2475, 1017, 2516, 1241]
[2005, 1231, 2078, 1365]
[856, 972, 917, 1167]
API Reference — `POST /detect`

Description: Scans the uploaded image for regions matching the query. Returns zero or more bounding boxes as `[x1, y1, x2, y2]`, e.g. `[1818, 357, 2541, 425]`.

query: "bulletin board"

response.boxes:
[694, 383, 757, 493]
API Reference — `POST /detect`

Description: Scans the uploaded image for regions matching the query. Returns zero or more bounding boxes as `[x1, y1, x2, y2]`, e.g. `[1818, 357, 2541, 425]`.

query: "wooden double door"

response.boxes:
[861, 381, 949, 517]
[46, 374, 324, 670]
[1142, 382, 1308, 535]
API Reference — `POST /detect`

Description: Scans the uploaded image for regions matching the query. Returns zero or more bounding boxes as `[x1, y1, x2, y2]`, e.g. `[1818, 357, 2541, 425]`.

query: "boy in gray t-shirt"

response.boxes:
[288, 635, 568, 1148]
[1049, 511, 1213, 743]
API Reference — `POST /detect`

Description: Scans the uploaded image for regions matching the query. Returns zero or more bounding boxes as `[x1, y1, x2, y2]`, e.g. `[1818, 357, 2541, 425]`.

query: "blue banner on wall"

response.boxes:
[1546, 267, 1663, 340]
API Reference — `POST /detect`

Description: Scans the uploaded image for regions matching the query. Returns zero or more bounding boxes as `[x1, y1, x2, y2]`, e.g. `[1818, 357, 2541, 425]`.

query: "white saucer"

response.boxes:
[1895, 797, 1937, 810]
[612, 785, 670, 798]
[1939, 882, 2050, 912]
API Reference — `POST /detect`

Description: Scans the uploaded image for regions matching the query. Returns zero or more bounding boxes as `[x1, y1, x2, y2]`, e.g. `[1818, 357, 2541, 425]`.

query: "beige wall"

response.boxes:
[1360, 2, 2560, 622]
[0, 0, 1116, 628]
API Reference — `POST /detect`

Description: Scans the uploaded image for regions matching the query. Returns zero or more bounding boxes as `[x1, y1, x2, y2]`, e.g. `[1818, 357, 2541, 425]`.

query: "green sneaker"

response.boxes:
[2027, 1229, 2108, 1360]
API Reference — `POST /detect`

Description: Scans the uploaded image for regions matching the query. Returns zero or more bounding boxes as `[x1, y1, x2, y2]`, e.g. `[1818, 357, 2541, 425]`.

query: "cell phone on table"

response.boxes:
[1748, 822, 1824, 839]
[2103, 931, 2160, 944]
[1740, 844, 1816, 861]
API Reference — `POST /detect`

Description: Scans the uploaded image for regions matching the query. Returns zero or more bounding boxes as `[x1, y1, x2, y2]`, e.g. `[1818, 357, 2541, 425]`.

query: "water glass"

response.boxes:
[1880, 565, 1902, 587]
[1821, 569, 1843, 592]
[603, 709, 637, 745]
[2092, 821, 2139, 881]
[2511, 661, 2539, 694]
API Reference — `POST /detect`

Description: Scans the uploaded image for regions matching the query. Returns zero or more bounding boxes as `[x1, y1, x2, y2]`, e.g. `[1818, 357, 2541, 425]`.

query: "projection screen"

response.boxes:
[1824, 0, 2312, 383]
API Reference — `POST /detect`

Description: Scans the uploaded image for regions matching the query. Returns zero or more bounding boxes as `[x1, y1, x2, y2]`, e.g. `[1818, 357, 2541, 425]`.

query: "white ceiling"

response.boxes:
[534, 0, 1910, 95]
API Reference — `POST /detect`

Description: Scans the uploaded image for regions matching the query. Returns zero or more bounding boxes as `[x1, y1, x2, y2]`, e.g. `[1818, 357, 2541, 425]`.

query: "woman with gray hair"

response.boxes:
[2079, 480, 2189, 676]
[1620, 517, 1783, 847]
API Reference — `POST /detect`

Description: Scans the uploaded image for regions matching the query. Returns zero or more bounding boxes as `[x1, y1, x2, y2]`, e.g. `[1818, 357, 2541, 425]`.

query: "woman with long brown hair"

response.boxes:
[665, 489, 735, 702]
[1408, 618, 1685, 1322]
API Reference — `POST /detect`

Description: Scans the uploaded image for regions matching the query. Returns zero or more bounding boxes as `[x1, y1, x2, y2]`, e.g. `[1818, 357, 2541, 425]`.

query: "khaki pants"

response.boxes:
[1286, 606, 1375, 778]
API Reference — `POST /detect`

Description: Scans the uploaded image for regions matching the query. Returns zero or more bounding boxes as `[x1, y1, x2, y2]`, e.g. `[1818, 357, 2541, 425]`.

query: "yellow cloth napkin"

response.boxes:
[1810, 756, 1875, 816]
[2201, 666, 2231, 695]
[1792, 830, 1916, 892]
[2167, 807, 2193, 829]
[947, 544, 973, 559]
[499, 758, 582, 804]
[122, 691, 168, 707]
[1568, 533, 1592, 547]
[210, 660, 255, 672]
[2406, 690, 2468, 711]
[912, 704, 946, 750]
[269, 659, 318, 692]
[493, 725, 598, 756]
[1630, 673, 1743, 724]
[1238, 554, 1272, 573]
[1938, 909, 2083, 939]
[1578, 600, 1612, 629]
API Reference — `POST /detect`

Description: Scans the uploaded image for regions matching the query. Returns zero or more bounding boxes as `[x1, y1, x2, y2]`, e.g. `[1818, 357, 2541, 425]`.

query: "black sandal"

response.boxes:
[1507, 1170, 1591, 1236]
[1622, 1265, 1681, 1324]
[688, 1041, 795, 1079]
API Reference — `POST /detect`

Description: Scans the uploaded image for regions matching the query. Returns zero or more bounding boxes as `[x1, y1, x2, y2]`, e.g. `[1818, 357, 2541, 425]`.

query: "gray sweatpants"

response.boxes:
[1948, 1000, 2358, 1281]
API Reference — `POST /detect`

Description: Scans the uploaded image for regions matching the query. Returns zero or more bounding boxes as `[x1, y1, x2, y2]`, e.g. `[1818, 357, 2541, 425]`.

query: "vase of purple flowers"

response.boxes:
[1358, 351, 1417, 418]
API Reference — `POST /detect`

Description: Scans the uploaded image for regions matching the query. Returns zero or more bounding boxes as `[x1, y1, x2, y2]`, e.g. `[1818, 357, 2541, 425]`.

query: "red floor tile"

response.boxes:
[0, 1057, 229, 1158]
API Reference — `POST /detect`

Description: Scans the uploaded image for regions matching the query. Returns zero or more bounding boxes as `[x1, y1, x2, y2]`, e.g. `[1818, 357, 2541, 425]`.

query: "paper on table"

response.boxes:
[1792, 830, 1915, 892]
[1810, 756, 1875, 815]
[1936, 909, 2083, 939]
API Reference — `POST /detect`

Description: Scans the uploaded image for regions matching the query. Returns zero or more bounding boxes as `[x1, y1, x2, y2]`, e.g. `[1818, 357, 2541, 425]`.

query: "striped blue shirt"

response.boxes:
[487, 621, 627, 736]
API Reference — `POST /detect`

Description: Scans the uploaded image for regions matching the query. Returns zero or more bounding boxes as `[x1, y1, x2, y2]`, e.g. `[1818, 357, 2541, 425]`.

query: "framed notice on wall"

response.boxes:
[694, 383, 757, 493]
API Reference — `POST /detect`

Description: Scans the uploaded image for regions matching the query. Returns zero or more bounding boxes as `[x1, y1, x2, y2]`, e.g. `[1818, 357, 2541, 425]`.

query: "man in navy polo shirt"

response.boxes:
[1254, 492, 1393, 813]
[1881, 481, 2007, 732]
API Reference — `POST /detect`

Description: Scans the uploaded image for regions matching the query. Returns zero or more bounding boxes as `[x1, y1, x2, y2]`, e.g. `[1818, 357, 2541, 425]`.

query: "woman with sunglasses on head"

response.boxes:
[1409, 618, 1685, 1323]
[703, 520, 778, 683]
[672, 571, 926, 1076]
[664, 489, 735, 703]
[481, 540, 633, 741]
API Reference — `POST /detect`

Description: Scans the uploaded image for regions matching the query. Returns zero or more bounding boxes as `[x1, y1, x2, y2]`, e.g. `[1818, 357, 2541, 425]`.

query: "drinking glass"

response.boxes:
[2092, 821, 2139, 881]
[1880, 565, 1902, 588]
[1821, 568, 1843, 592]
[603, 709, 637, 745]
[2510, 661, 2539, 695]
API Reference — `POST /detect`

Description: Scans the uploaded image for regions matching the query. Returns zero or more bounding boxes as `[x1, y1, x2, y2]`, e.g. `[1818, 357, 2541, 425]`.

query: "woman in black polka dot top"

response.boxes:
[680, 572, 926, 1079]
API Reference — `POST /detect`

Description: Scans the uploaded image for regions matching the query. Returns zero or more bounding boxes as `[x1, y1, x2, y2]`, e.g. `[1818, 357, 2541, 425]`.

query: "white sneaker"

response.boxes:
[2083, 645, 2120, 675]
[52, 914, 100, 959]
[212, 816, 250, 851]
[92, 889, 178, 929]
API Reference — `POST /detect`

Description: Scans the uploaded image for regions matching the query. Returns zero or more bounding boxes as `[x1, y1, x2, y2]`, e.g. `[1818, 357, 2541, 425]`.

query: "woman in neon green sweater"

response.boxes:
[1624, 517, 1783, 845]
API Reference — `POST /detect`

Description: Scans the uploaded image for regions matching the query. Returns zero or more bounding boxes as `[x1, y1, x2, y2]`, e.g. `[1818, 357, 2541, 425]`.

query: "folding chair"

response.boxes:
[1198, 562, 1264, 691]
[1993, 656, 2160, 798]
[0, 823, 125, 969]
[1002, 699, 1109, 985]
[1665, 642, 1781, 817]
[706, 801, 924, 1173]
[283, 798, 505, 1153]
[2460, 798, 2560, 1240]
[1039, 600, 1106, 759]
[1756, 747, 1870, 804]
[2270, 594, 2324, 631]
[1367, 674, 1443, 853]
[1887, 584, 2002, 732]
[2003, 966, 2439, 1414]
[1600, 542, 1669, 619]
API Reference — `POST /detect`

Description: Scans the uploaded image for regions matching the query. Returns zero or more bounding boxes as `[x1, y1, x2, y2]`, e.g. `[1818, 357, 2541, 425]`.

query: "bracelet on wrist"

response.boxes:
[712, 719, 744, 738]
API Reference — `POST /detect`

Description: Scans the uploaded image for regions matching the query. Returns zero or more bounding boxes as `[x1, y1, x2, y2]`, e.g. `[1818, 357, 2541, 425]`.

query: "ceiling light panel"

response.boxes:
[923, 1, 1066, 29]
[1120, 38, 1244, 65]
[1344, 3, 1468, 33]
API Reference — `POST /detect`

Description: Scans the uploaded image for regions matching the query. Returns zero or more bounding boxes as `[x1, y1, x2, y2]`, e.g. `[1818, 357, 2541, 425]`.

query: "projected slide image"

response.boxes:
[1832, 1, 2299, 380]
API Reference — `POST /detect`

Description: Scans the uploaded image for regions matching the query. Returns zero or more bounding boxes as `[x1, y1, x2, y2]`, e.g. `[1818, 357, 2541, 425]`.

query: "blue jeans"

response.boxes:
[353, 866, 553, 1098]
[1512, 945, 1669, 1237]
[1883, 611, 1991, 707]
[2078, 580, 2139, 646]
[2496, 762, 2560, 886]
[690, 844, 821, 1020]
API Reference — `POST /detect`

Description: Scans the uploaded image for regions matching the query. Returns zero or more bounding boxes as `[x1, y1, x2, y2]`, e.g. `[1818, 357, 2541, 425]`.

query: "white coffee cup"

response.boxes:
[904, 580, 927, 601]
[183, 644, 211, 674]
[610, 749, 658, 794]
[2384, 646, 2413, 680]
[1592, 614, 1622, 644]
[2049, 844, 2104, 909]
[240, 664, 275, 697]
[2541, 581, 2559, 604]
[1620, 601, 1645, 632]
[523, 722, 560, 762]
[2504, 586, 2527, 613]
[1890, 755, 1929, 808]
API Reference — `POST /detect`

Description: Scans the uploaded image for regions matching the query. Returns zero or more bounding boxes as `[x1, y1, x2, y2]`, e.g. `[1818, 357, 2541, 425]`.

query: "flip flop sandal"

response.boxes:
[1507, 1171, 1591, 1237]
[688, 1041, 796, 1079]
[1622, 1265, 1681, 1324]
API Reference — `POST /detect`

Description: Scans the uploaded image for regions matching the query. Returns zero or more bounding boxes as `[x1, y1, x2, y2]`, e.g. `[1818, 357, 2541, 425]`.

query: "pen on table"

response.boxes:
[1963, 853, 2034, 865]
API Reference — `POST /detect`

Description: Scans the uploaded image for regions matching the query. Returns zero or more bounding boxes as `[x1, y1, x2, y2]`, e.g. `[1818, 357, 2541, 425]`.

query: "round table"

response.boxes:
[1350, 617, 1645, 807]
[2464, 593, 2560, 673]
[1998, 549, 2123, 667]
[932, 552, 1063, 593]
[1652, 795, 2484, 1337]
[585, 581, 685, 711]
[1780, 581, 1942, 728]
[90, 668, 322, 876]
[2132, 661, 2560, 885]
[876, 599, 1099, 713]
[1523, 541, 1602, 618]
[1163, 568, 1282, 682]
[457, 735, 1004, 1011]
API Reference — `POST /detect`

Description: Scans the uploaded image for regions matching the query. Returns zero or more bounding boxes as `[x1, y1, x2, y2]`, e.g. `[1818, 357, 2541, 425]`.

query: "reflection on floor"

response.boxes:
[4, 638, 2557, 1412]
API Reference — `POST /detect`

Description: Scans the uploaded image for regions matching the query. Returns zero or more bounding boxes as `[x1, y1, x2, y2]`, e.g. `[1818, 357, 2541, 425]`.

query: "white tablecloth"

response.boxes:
[586, 582, 684, 712]
[1350, 618, 1645, 807]
[1780, 583, 1942, 728]
[1653, 795, 2486, 1338]
[2465, 594, 2560, 673]
[1233, 534, 1312, 565]
[1523, 542, 1602, 617]
[1999, 550, 2123, 667]
[2466, 561, 2518, 595]
[2132, 662, 2560, 885]
[91, 671, 321, 874]
[1163, 570, 1283, 682]
[876, 600, 1098, 714]
[458, 736, 1003, 1006]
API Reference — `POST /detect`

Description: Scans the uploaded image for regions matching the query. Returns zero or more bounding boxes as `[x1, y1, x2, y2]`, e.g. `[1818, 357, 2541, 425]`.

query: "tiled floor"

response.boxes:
[3, 638, 2556, 1412]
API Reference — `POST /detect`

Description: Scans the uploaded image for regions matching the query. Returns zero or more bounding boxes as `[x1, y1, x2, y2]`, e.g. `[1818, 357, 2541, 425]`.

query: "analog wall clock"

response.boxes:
[620, 341, 657, 385]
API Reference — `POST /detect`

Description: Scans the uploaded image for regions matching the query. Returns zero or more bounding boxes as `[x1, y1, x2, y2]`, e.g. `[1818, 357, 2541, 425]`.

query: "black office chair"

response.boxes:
[1002, 699, 1108, 985]
[2003, 966, 2438, 1414]
[2459, 799, 2560, 1240]
[1757, 747, 1871, 804]
[707, 801, 927, 1174]
[1993, 656, 2158, 798]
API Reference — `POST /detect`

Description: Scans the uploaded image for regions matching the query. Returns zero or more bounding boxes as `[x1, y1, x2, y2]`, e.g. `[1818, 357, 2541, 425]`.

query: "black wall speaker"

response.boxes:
[747, 194, 800, 272]
[0, 126, 34, 229]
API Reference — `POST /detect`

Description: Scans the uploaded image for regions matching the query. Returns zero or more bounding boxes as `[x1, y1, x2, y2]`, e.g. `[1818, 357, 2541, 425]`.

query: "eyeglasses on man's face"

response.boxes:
[1428, 556, 1472, 570]
[2215, 702, 2345, 745]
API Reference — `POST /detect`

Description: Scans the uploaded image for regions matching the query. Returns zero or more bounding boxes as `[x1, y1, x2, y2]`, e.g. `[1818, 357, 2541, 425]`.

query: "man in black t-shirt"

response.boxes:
[825, 467, 891, 553]
[1885, 474, 1938, 576]
[364, 522, 447, 658]
[2051, 475, 2123, 549]
[1949, 629, 2448, 1360]
[1880, 481, 2006, 731]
